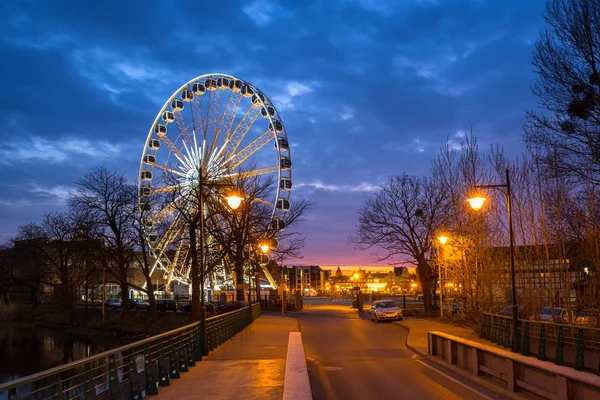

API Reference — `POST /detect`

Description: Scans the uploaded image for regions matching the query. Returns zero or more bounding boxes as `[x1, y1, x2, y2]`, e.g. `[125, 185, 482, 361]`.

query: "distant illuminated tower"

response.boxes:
[335, 266, 343, 277]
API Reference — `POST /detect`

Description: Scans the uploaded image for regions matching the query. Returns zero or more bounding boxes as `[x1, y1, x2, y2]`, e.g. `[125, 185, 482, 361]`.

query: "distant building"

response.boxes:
[279, 265, 325, 296]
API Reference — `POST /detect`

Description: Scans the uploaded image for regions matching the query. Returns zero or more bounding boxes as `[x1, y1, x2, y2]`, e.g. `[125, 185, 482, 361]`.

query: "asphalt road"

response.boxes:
[296, 304, 500, 400]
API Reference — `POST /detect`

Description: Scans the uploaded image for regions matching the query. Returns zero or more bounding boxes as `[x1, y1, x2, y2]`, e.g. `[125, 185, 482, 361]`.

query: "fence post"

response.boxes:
[186, 331, 196, 367]
[108, 355, 122, 400]
[143, 347, 159, 395]
[503, 319, 511, 348]
[84, 363, 97, 400]
[490, 316, 496, 343]
[157, 342, 171, 387]
[514, 319, 521, 353]
[51, 375, 63, 400]
[193, 326, 203, 362]
[538, 323, 546, 361]
[125, 352, 142, 400]
[480, 314, 487, 338]
[574, 328, 585, 371]
[168, 338, 181, 379]
[521, 321, 530, 357]
[555, 325, 564, 366]
[178, 334, 189, 373]
[8, 388, 17, 400]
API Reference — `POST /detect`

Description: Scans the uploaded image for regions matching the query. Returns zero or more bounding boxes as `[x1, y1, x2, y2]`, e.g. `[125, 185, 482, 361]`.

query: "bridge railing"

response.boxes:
[0, 303, 262, 400]
[482, 313, 600, 374]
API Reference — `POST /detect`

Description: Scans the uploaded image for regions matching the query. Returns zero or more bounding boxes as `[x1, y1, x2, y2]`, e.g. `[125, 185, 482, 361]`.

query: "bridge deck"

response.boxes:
[154, 313, 299, 399]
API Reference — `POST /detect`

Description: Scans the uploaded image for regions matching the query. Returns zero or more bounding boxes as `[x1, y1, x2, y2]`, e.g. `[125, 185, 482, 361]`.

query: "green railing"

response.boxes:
[482, 313, 600, 374]
[0, 303, 262, 400]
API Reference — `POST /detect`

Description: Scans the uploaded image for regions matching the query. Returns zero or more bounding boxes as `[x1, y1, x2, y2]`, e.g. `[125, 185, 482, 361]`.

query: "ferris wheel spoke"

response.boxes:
[253, 198, 275, 207]
[151, 184, 183, 194]
[153, 220, 184, 254]
[152, 163, 187, 177]
[211, 91, 242, 155]
[224, 105, 261, 157]
[191, 89, 208, 136]
[159, 135, 186, 161]
[174, 111, 194, 147]
[148, 195, 185, 224]
[227, 166, 279, 179]
[227, 129, 274, 170]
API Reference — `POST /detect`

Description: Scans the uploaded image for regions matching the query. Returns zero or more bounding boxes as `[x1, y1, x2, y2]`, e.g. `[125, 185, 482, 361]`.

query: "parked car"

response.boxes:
[497, 305, 526, 318]
[216, 300, 248, 313]
[530, 307, 572, 324]
[130, 299, 150, 311]
[104, 298, 122, 309]
[369, 300, 403, 323]
[451, 303, 460, 316]
[180, 302, 215, 313]
[156, 299, 179, 312]
[575, 309, 598, 326]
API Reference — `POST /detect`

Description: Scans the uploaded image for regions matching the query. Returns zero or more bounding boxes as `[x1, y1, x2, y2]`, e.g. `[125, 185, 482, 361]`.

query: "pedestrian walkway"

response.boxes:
[398, 317, 482, 356]
[153, 313, 299, 399]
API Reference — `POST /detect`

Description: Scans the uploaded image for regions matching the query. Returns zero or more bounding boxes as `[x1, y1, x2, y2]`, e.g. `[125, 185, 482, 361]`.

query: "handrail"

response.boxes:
[0, 303, 262, 398]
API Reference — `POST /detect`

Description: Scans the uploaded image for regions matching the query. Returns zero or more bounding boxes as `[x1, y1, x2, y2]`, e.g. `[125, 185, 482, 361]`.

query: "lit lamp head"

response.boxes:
[467, 196, 486, 211]
[225, 193, 244, 210]
[438, 236, 449, 245]
[259, 243, 270, 254]
[353, 273, 359, 280]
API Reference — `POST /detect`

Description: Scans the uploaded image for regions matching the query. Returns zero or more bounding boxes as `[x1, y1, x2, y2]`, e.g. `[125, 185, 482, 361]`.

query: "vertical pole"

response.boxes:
[102, 268, 105, 320]
[439, 247, 444, 317]
[506, 168, 518, 352]
[199, 172, 208, 355]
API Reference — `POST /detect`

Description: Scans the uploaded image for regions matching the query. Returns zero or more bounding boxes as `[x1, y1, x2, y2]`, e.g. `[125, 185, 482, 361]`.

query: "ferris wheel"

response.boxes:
[138, 73, 292, 287]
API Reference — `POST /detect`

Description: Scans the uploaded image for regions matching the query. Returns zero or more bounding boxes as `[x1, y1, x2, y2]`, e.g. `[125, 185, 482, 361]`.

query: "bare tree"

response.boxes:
[70, 167, 138, 313]
[350, 174, 446, 311]
[525, 0, 600, 183]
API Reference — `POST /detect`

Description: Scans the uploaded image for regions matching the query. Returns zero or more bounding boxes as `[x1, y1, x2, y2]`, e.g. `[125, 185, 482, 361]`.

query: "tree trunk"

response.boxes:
[235, 257, 245, 301]
[417, 254, 433, 312]
[143, 270, 157, 317]
[121, 283, 130, 313]
[189, 221, 200, 321]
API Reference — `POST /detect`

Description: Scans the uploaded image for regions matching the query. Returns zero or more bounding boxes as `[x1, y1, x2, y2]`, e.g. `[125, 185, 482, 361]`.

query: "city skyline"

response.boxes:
[0, 0, 547, 265]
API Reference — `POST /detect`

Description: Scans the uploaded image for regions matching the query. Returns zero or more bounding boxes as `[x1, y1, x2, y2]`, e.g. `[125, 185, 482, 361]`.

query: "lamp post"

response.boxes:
[197, 177, 242, 355]
[437, 235, 449, 316]
[467, 167, 518, 352]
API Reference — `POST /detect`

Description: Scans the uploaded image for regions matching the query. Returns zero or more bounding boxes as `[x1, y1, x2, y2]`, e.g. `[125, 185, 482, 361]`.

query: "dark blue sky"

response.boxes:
[0, 0, 546, 266]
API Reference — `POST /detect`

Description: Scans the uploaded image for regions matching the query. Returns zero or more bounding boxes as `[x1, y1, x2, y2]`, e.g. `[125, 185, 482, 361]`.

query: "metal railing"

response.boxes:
[0, 303, 262, 400]
[482, 313, 600, 374]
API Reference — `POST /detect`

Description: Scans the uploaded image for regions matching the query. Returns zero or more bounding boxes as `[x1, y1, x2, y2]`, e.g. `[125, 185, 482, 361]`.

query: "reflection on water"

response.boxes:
[0, 325, 128, 385]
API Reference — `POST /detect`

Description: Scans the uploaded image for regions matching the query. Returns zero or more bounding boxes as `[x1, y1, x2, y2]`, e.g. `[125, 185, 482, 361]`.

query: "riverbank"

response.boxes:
[0, 302, 193, 339]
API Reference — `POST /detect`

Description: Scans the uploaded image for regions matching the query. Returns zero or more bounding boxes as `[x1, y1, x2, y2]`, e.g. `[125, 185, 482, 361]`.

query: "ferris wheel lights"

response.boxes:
[141, 170, 152, 180]
[192, 82, 206, 95]
[277, 137, 289, 151]
[241, 85, 253, 97]
[276, 198, 291, 211]
[205, 78, 217, 91]
[171, 99, 184, 111]
[280, 157, 292, 170]
[143, 154, 156, 164]
[148, 139, 160, 150]
[261, 105, 275, 118]
[181, 89, 194, 102]
[217, 77, 229, 89]
[154, 124, 167, 137]
[280, 178, 292, 190]
[229, 79, 242, 92]
[162, 111, 175, 123]
[252, 93, 264, 106]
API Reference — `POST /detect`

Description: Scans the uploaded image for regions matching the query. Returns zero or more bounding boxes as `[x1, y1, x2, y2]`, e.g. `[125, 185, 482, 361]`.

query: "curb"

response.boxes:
[283, 332, 312, 400]
[397, 323, 426, 357]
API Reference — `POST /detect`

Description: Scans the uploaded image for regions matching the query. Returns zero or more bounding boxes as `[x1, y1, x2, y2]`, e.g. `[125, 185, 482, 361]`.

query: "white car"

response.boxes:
[369, 300, 403, 322]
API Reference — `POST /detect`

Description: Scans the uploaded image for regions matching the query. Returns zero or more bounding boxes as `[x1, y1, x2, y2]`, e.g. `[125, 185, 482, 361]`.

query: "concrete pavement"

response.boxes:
[153, 313, 300, 400]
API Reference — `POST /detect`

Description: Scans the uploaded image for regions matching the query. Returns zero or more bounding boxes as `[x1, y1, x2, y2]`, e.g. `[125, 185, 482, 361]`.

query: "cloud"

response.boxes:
[115, 63, 157, 81]
[0, 136, 123, 164]
[243, 1, 277, 27]
[273, 81, 314, 110]
[296, 180, 380, 192]
[339, 106, 355, 121]
[29, 183, 74, 204]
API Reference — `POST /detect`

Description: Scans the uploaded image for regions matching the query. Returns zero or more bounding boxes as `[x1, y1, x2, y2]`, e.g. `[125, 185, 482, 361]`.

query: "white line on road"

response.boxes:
[415, 359, 495, 400]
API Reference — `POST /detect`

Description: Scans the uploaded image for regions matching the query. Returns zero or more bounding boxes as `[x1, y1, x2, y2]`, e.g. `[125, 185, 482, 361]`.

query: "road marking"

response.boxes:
[415, 359, 495, 400]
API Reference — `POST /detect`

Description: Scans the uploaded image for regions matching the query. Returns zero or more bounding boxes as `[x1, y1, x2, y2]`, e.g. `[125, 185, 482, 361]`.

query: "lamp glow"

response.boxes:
[260, 244, 270, 254]
[225, 194, 244, 210]
[438, 236, 449, 245]
[467, 196, 486, 211]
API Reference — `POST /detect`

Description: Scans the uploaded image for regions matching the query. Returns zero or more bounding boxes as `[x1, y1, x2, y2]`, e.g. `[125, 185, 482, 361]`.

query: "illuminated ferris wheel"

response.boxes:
[138, 73, 292, 286]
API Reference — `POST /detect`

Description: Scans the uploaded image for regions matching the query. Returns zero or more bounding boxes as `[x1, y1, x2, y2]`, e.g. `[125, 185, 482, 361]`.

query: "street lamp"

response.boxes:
[467, 167, 518, 352]
[198, 188, 242, 355]
[437, 235, 449, 316]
